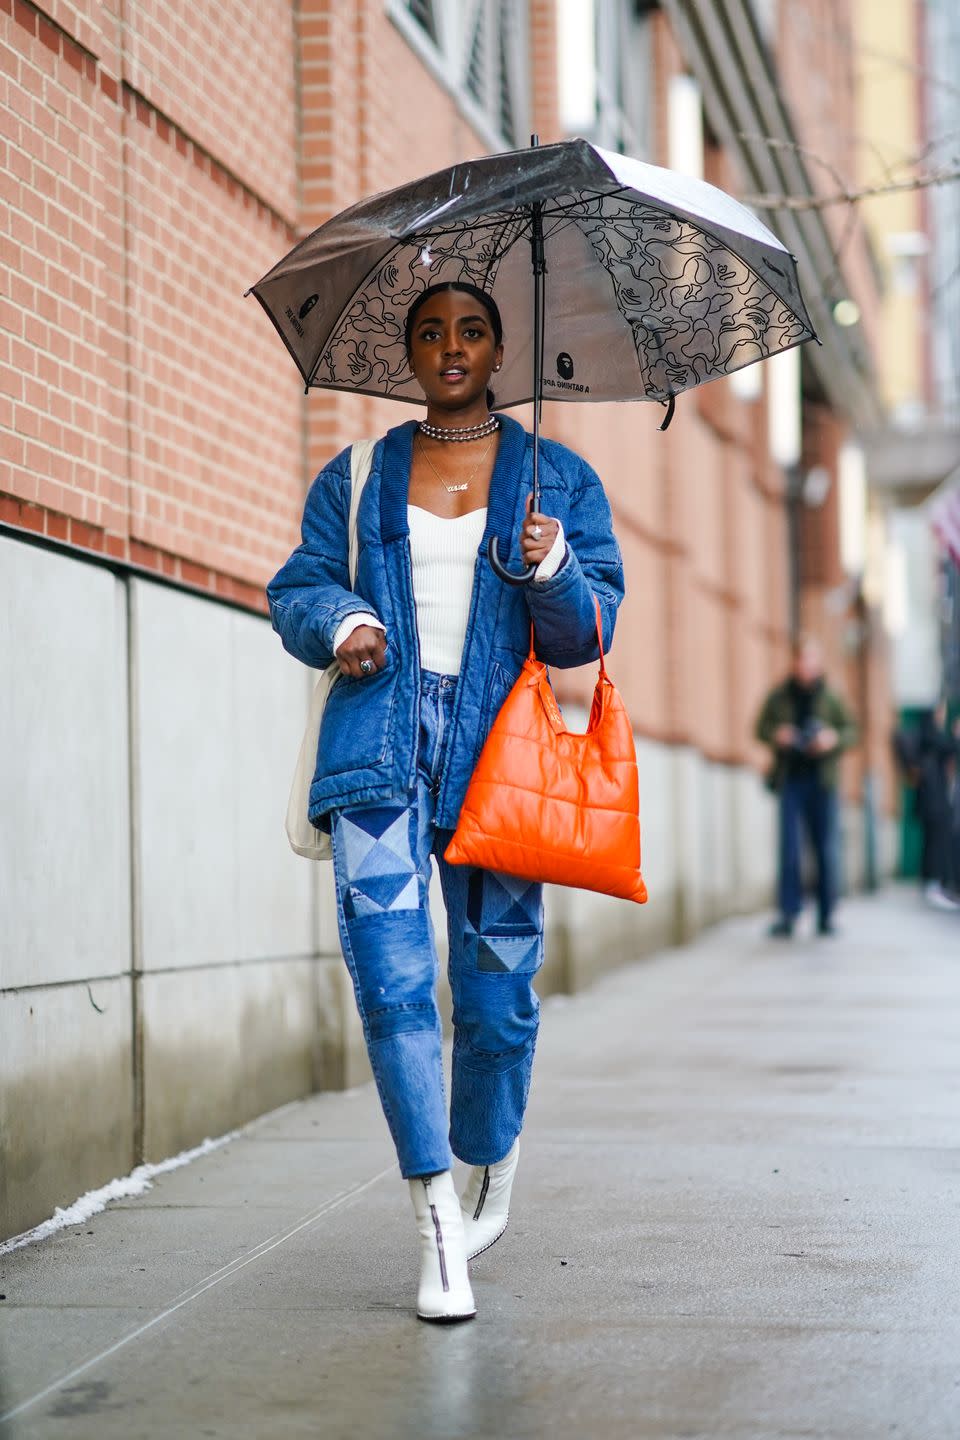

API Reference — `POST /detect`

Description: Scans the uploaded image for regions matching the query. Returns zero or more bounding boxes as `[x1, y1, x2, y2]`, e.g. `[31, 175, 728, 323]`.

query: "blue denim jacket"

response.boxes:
[266, 416, 624, 830]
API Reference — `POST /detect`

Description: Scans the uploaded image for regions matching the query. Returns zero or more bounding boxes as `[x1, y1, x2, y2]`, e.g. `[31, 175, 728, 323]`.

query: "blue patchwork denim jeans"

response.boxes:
[330, 670, 544, 1179]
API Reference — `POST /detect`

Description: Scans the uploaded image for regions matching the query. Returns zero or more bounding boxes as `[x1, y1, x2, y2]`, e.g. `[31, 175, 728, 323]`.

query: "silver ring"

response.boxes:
[531, 524, 543, 541]
[359, 659, 374, 675]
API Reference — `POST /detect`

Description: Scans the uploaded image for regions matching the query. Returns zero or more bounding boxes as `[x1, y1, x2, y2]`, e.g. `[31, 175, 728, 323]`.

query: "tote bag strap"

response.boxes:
[527, 595, 607, 677]
[348, 438, 377, 583]
[284, 437, 378, 863]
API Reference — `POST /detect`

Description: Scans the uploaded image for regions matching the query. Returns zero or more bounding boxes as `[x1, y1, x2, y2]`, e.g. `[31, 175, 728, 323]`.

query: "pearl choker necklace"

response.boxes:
[418, 416, 500, 443]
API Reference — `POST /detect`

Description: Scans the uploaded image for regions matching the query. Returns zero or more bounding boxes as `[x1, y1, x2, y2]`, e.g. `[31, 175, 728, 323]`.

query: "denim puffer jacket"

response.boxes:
[266, 415, 624, 830]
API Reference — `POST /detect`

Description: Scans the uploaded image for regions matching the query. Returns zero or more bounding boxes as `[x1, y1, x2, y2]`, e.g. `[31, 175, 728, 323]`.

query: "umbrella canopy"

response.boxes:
[248, 138, 816, 412]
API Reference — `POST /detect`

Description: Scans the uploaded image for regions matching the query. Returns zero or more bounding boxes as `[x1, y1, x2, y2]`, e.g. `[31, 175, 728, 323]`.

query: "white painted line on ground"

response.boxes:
[0, 1163, 396, 1426]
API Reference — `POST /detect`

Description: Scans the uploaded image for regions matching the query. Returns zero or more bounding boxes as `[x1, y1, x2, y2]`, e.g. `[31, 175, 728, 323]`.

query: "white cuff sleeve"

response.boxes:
[534, 520, 567, 582]
[332, 612, 385, 654]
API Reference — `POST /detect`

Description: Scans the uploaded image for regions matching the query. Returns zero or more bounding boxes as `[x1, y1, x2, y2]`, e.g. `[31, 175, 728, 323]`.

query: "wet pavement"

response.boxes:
[1, 887, 958, 1439]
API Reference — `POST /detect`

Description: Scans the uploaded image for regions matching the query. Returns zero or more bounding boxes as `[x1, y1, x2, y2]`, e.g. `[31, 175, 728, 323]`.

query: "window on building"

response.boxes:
[750, 0, 778, 48]
[403, 0, 438, 43]
[667, 72, 703, 179]
[557, 0, 654, 158]
[387, 0, 529, 151]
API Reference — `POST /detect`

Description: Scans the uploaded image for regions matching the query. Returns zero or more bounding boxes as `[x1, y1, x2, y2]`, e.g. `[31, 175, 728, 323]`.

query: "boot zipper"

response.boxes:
[428, 1204, 449, 1292]
[473, 1167, 490, 1221]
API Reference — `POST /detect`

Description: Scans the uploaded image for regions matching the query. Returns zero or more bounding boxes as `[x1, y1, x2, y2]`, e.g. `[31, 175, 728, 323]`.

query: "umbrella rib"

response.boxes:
[397, 211, 529, 243]
[537, 186, 632, 218]
[304, 237, 410, 389]
[304, 211, 533, 389]
[480, 211, 534, 281]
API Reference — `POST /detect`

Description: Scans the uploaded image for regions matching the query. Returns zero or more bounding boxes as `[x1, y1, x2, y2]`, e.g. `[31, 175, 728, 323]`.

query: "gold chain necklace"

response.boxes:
[416, 432, 494, 494]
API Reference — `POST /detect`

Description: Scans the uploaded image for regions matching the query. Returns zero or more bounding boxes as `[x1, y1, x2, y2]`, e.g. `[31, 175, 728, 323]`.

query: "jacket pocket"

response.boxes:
[316, 646, 397, 775]
[477, 659, 517, 743]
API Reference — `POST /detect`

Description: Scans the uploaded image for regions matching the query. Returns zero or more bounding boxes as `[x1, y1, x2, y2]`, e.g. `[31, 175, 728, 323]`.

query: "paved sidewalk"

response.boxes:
[1, 888, 958, 1440]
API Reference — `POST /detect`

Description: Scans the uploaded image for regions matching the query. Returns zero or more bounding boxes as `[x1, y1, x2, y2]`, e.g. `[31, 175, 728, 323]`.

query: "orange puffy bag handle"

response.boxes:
[528, 599, 609, 734]
[445, 594, 648, 904]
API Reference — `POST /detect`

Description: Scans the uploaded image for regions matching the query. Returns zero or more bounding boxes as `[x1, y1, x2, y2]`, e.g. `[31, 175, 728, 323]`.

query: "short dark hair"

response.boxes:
[403, 282, 504, 356]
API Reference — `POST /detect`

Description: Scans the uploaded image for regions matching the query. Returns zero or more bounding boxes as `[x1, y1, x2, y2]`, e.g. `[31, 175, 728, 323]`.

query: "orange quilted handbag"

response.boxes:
[444, 602, 648, 903]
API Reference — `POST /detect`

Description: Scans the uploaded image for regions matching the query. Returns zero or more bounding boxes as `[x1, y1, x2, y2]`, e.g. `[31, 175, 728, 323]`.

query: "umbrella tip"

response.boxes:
[658, 394, 676, 432]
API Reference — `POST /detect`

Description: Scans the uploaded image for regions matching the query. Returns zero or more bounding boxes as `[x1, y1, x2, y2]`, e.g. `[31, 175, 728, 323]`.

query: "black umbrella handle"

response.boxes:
[488, 536, 537, 586]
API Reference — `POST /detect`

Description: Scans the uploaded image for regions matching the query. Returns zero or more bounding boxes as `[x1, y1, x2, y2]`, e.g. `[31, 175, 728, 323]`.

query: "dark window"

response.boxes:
[404, 0, 437, 44]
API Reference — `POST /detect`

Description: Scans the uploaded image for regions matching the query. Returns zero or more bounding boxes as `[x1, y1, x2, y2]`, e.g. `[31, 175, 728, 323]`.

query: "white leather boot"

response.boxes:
[408, 1171, 476, 1322]
[460, 1139, 520, 1261]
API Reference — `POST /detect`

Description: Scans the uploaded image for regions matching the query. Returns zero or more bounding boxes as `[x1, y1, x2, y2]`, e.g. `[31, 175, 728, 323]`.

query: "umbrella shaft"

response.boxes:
[531, 199, 545, 513]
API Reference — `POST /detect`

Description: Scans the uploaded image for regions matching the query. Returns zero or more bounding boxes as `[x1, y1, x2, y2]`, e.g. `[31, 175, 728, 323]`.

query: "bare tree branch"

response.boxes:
[742, 165, 960, 211]
[930, 255, 960, 300]
[738, 131, 855, 204]
[853, 39, 960, 104]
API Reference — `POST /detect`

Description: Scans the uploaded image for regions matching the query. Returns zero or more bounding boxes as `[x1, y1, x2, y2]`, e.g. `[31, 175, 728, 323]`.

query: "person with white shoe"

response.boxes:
[268, 283, 623, 1321]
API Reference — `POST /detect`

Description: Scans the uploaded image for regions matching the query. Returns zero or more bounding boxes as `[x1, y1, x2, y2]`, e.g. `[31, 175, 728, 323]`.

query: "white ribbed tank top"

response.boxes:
[408, 504, 487, 675]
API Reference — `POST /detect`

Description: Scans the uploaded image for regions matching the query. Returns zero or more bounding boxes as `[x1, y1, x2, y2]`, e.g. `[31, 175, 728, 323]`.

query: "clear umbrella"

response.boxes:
[248, 137, 816, 583]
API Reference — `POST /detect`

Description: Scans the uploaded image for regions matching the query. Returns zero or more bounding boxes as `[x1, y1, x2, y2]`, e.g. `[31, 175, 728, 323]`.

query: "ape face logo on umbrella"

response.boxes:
[285, 294, 320, 338]
[545, 351, 588, 393]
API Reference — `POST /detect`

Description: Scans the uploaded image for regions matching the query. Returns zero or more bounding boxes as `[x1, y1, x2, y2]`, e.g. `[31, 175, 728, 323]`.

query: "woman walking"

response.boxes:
[267, 282, 623, 1321]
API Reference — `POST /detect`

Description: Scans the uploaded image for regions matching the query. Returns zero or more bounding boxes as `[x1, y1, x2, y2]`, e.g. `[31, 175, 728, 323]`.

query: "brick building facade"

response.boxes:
[1, 0, 894, 1240]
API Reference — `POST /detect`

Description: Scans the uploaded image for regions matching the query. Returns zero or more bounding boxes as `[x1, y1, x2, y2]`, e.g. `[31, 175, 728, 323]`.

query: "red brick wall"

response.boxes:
[2, 3, 123, 539]
[123, 0, 298, 223]
[1, 0, 885, 795]
[776, 0, 882, 361]
[0, 0, 301, 606]
[798, 402, 895, 811]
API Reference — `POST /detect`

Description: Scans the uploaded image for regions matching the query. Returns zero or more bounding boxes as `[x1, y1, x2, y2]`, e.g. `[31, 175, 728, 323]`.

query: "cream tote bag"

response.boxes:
[285, 439, 377, 860]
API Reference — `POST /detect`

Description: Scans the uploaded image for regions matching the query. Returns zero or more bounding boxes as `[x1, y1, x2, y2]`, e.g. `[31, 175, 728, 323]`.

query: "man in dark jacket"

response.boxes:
[755, 636, 858, 937]
[898, 704, 960, 909]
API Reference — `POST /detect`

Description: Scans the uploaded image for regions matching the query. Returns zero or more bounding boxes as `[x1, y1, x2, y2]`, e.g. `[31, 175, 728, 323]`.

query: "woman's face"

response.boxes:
[406, 290, 503, 413]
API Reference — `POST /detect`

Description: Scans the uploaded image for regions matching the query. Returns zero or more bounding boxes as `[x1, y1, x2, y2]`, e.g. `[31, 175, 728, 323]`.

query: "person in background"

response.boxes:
[910, 704, 959, 910]
[950, 714, 960, 902]
[755, 635, 858, 938]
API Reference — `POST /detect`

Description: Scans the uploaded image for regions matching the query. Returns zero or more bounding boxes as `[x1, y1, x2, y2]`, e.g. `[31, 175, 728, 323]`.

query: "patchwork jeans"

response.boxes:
[330, 670, 544, 1178]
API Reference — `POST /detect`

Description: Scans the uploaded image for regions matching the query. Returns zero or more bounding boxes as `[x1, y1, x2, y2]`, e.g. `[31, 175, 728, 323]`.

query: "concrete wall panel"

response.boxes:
[0, 980, 133, 1240]
[134, 581, 313, 971]
[730, 767, 778, 911]
[636, 736, 676, 909]
[0, 540, 130, 989]
[671, 746, 707, 940]
[141, 959, 319, 1161]
[230, 616, 315, 962]
[699, 762, 735, 923]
